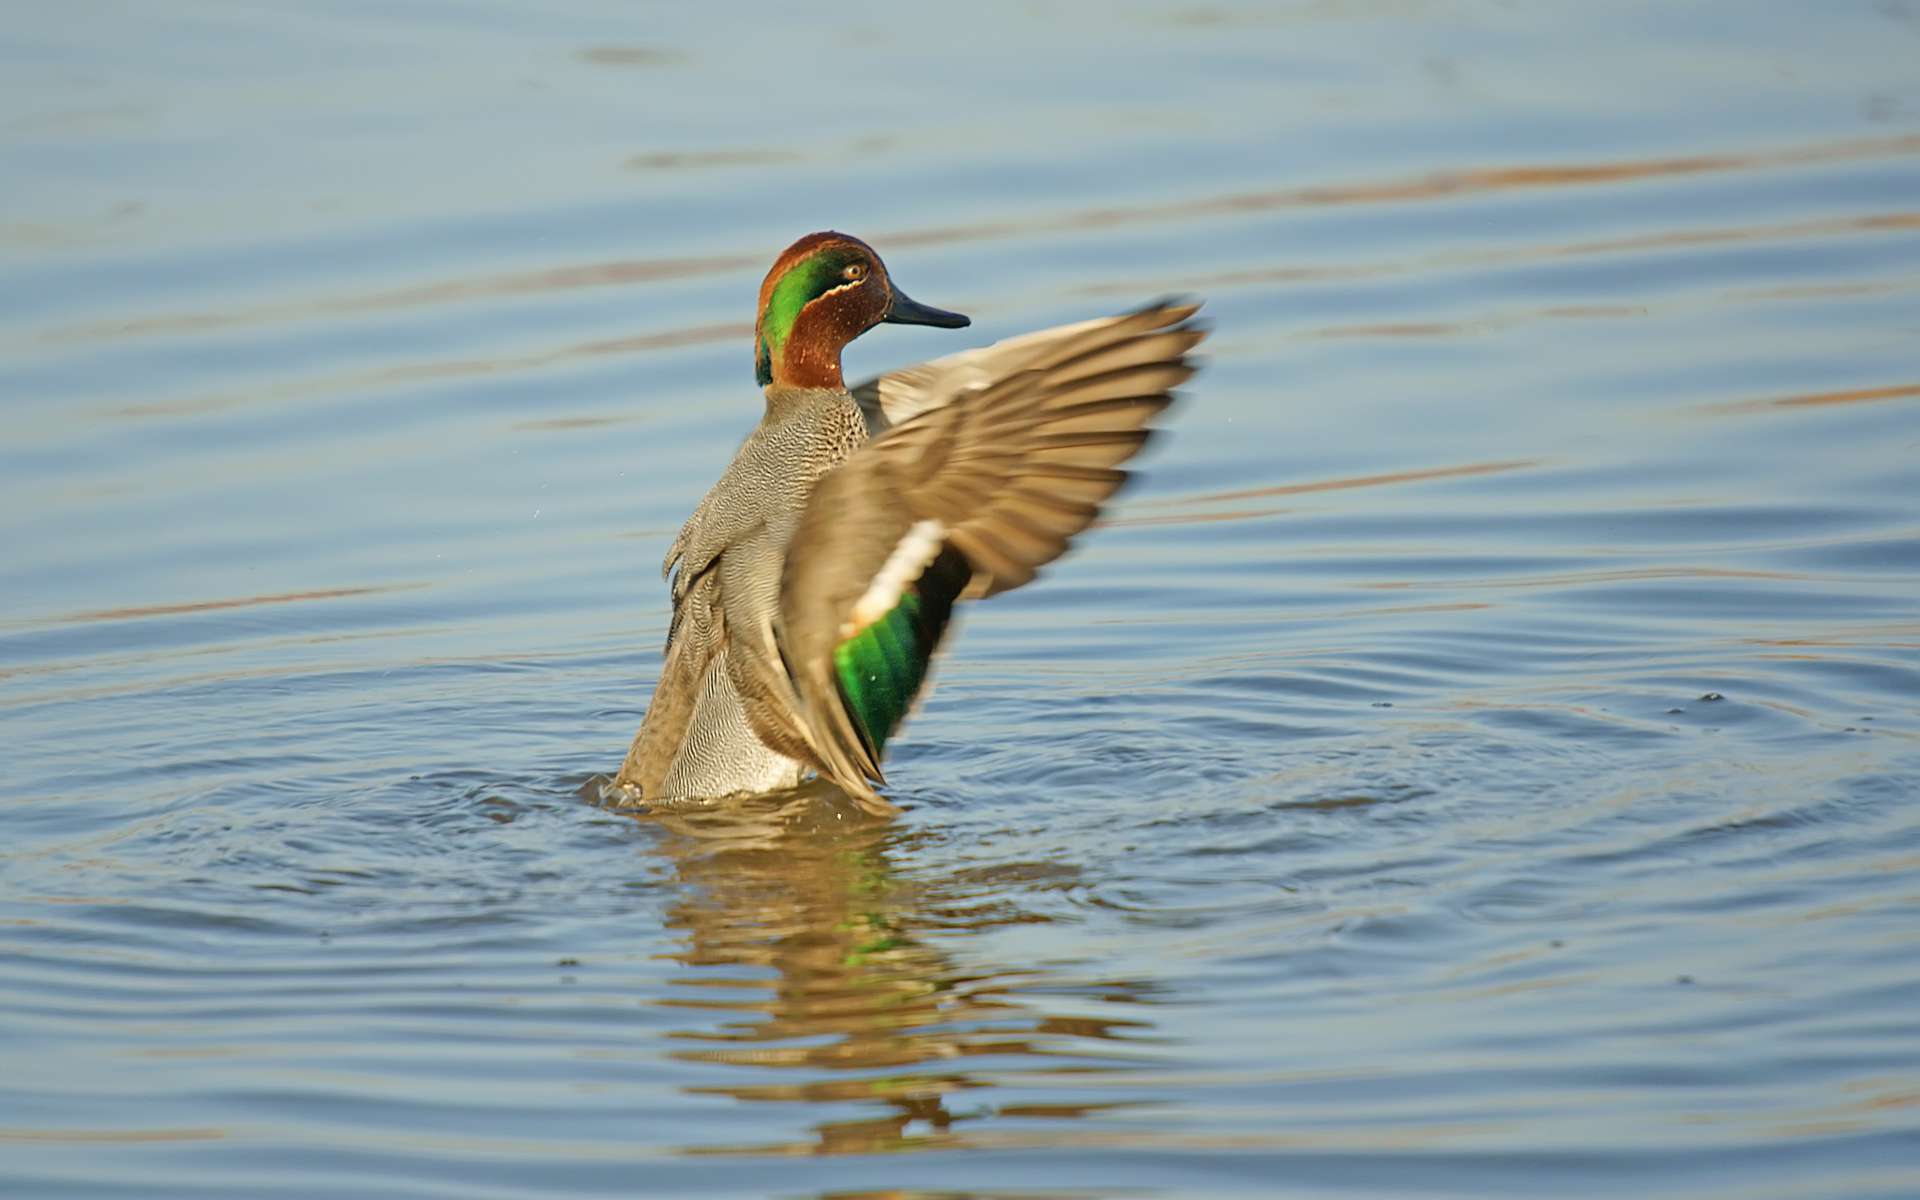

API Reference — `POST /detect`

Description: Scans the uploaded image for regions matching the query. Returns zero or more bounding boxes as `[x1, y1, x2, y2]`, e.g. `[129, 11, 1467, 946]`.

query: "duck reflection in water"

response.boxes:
[629, 781, 1164, 1157]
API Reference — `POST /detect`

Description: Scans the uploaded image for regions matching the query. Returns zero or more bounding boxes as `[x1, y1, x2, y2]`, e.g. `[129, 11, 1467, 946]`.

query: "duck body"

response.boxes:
[619, 385, 866, 799]
[617, 231, 1204, 814]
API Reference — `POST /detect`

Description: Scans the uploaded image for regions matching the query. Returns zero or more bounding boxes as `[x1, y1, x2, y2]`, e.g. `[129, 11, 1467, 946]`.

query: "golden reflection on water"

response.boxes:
[21, 582, 426, 627]
[1703, 380, 1920, 414]
[1082, 208, 1920, 300]
[40, 131, 1920, 347]
[0, 1127, 227, 1144]
[634, 784, 1159, 1158]
[1134, 458, 1538, 511]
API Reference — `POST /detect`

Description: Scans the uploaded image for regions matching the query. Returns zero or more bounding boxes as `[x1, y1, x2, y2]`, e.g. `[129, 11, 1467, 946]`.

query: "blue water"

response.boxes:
[4, 3, 1919, 1197]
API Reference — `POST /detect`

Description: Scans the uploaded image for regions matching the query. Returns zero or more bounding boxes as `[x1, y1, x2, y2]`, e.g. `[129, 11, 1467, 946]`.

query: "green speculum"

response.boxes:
[832, 546, 969, 756]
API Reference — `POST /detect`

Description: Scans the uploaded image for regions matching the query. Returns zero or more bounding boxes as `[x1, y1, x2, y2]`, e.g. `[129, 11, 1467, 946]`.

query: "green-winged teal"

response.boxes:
[617, 231, 1205, 815]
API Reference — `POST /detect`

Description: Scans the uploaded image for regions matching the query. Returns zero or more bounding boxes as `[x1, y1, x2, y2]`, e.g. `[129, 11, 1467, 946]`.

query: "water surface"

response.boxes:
[4, 3, 1920, 1197]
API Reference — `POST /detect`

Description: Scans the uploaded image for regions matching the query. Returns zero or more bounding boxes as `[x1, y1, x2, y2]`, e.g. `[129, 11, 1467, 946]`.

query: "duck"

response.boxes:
[615, 231, 1205, 816]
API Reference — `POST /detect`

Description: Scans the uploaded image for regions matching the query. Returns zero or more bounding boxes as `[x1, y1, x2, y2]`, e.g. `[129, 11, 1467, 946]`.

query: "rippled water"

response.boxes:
[5, 3, 1920, 1197]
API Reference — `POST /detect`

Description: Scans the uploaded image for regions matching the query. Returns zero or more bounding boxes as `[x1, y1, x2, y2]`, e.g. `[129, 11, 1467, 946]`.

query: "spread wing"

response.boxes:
[851, 308, 1165, 433]
[777, 299, 1206, 807]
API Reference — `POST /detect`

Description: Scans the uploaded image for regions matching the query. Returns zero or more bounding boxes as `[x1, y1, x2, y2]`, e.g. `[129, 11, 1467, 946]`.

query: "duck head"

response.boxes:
[754, 231, 969, 390]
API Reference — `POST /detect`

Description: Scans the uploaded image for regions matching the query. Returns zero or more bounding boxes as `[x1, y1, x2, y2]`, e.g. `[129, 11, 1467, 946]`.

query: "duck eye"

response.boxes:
[842, 262, 867, 282]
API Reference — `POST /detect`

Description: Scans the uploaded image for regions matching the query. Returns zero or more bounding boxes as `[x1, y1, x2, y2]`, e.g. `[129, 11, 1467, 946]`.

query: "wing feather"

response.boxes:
[775, 299, 1208, 803]
[852, 299, 1203, 430]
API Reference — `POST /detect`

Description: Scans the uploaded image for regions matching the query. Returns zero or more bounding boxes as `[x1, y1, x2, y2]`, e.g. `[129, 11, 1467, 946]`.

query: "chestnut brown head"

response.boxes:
[754, 231, 969, 390]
